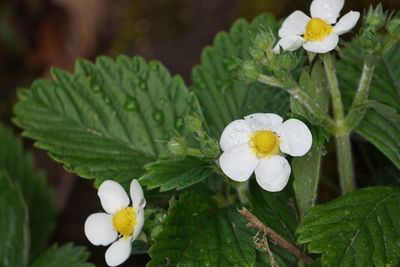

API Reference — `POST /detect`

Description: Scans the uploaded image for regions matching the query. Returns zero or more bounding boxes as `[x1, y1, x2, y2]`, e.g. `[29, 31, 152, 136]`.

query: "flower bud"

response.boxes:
[387, 13, 400, 39]
[240, 61, 261, 81]
[184, 114, 203, 133]
[167, 137, 188, 156]
[364, 4, 386, 30]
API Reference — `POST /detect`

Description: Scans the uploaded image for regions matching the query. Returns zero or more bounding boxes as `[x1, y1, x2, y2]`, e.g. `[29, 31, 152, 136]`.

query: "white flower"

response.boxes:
[84, 179, 146, 267]
[273, 0, 360, 54]
[219, 113, 312, 192]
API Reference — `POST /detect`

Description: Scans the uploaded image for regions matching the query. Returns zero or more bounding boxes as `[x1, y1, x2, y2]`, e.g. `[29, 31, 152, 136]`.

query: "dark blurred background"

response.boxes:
[1, 0, 399, 266]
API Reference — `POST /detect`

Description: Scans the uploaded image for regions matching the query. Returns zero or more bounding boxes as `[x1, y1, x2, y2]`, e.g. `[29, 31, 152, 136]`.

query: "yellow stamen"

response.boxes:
[113, 207, 136, 238]
[250, 130, 280, 158]
[304, 18, 333, 42]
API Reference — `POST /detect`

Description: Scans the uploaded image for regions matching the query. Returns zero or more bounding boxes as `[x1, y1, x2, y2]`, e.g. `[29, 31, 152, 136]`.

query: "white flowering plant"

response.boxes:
[3, 0, 400, 266]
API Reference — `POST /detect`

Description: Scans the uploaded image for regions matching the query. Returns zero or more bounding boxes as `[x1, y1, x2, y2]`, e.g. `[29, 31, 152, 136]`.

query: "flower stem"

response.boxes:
[323, 54, 345, 122]
[335, 133, 355, 194]
[345, 62, 375, 131]
[323, 53, 356, 194]
[236, 181, 250, 204]
[257, 74, 335, 133]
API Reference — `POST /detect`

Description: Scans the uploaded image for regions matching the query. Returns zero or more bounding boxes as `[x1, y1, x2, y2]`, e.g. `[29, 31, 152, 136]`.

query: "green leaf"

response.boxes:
[13, 56, 199, 184]
[140, 156, 215, 191]
[30, 244, 94, 267]
[249, 180, 298, 265]
[0, 171, 29, 267]
[0, 123, 55, 259]
[147, 192, 256, 266]
[192, 13, 290, 138]
[291, 63, 328, 218]
[297, 187, 400, 267]
[337, 42, 400, 169]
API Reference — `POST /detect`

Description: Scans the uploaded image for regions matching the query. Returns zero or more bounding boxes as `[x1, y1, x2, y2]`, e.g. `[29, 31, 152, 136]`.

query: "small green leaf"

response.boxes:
[147, 192, 256, 267]
[0, 171, 29, 267]
[297, 187, 400, 267]
[140, 156, 215, 191]
[30, 244, 94, 267]
[338, 42, 400, 169]
[249, 180, 298, 265]
[0, 123, 55, 259]
[192, 13, 289, 138]
[291, 63, 328, 219]
[13, 56, 199, 185]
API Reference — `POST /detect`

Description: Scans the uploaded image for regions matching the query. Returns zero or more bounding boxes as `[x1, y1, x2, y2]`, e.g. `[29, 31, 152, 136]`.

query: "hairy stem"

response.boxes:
[323, 54, 356, 194]
[345, 62, 375, 131]
[238, 207, 314, 265]
[336, 133, 355, 194]
[323, 54, 345, 122]
[257, 74, 335, 133]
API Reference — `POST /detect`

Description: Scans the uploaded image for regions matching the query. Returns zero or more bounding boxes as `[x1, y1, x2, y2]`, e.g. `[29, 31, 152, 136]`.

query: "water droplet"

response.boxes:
[124, 97, 140, 111]
[152, 110, 165, 125]
[234, 125, 243, 132]
[159, 97, 166, 104]
[103, 96, 111, 105]
[139, 80, 147, 91]
[344, 210, 351, 215]
[321, 146, 327, 156]
[175, 118, 184, 130]
[91, 85, 101, 93]
[323, 3, 331, 8]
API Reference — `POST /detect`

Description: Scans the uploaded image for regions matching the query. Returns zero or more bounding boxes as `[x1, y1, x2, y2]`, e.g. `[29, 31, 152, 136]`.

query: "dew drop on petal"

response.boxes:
[234, 125, 243, 132]
[323, 3, 330, 9]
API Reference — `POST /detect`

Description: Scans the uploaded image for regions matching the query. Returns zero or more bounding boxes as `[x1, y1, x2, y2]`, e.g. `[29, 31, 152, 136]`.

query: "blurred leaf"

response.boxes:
[298, 187, 400, 267]
[0, 123, 54, 259]
[147, 192, 256, 266]
[30, 244, 94, 267]
[192, 13, 290, 138]
[13, 56, 199, 185]
[0, 171, 29, 267]
[291, 63, 328, 218]
[140, 156, 215, 192]
[249, 180, 298, 266]
[337, 42, 400, 169]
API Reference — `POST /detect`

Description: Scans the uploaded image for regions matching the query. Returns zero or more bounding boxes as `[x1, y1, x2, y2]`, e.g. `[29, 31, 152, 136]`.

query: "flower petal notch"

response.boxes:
[84, 179, 146, 266]
[218, 113, 312, 192]
[274, 0, 360, 53]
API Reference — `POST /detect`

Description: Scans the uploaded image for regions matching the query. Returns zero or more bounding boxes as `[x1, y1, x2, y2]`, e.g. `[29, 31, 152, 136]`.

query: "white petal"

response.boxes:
[303, 33, 339, 53]
[98, 180, 130, 214]
[279, 11, 310, 37]
[244, 113, 283, 132]
[255, 156, 291, 192]
[219, 119, 251, 152]
[277, 119, 312, 157]
[84, 213, 118, 246]
[130, 179, 145, 209]
[219, 144, 259, 182]
[334, 11, 360, 35]
[273, 35, 305, 53]
[132, 207, 144, 240]
[310, 0, 344, 23]
[105, 238, 132, 267]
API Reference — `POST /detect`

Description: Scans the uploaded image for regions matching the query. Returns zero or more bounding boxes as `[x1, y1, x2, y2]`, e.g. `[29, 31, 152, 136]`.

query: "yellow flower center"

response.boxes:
[304, 18, 333, 42]
[112, 207, 136, 238]
[250, 130, 280, 158]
